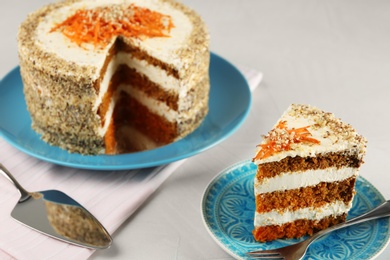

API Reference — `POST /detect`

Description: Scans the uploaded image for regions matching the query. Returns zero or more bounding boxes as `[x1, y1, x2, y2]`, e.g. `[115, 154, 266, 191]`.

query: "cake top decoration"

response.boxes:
[253, 120, 320, 160]
[50, 4, 174, 49]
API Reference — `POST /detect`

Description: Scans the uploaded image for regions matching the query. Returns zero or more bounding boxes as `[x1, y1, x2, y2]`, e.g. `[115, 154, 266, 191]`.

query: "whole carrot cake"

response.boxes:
[18, 0, 209, 154]
[252, 104, 367, 242]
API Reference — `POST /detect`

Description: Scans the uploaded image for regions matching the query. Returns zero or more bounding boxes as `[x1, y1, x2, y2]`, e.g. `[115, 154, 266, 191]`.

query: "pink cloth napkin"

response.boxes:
[0, 66, 262, 259]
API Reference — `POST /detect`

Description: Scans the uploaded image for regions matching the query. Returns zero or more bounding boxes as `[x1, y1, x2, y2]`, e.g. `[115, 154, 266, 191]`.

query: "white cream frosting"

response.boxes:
[35, 0, 193, 79]
[254, 199, 353, 227]
[254, 167, 358, 194]
[253, 116, 345, 164]
[119, 83, 178, 122]
[253, 105, 365, 165]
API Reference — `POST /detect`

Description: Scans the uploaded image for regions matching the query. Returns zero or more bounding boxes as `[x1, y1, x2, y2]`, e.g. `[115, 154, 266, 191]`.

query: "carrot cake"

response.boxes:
[18, 0, 209, 154]
[252, 104, 367, 242]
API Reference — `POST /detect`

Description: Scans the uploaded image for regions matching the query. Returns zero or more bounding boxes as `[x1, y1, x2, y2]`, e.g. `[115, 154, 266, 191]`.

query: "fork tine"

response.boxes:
[246, 250, 284, 259]
[247, 254, 284, 259]
[249, 256, 284, 259]
[247, 250, 280, 255]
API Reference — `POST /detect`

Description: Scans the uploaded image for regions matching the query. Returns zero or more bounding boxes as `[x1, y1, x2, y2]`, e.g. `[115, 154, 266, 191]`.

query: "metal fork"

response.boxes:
[247, 200, 390, 260]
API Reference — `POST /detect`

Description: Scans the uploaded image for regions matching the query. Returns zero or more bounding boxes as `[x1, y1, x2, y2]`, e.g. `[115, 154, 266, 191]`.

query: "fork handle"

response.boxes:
[310, 200, 390, 242]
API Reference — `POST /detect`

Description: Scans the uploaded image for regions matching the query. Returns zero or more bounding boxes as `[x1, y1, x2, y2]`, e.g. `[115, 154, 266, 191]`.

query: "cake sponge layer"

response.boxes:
[253, 213, 347, 242]
[256, 152, 363, 181]
[255, 176, 356, 213]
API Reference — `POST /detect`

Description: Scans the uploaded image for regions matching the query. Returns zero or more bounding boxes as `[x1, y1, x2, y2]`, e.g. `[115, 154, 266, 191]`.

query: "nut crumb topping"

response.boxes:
[254, 120, 320, 160]
[50, 4, 175, 49]
[253, 104, 367, 162]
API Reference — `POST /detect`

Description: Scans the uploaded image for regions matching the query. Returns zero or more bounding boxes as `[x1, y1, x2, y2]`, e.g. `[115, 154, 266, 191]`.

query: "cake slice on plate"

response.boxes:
[252, 104, 367, 242]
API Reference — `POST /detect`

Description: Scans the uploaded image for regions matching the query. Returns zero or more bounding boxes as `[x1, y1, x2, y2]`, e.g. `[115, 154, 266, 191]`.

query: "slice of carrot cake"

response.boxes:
[252, 104, 367, 242]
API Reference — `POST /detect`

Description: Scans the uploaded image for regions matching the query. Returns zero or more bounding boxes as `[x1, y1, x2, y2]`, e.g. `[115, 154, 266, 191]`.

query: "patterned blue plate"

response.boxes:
[201, 160, 390, 259]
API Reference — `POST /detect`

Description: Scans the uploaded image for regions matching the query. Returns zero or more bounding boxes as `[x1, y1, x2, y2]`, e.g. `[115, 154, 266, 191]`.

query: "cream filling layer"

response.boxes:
[254, 167, 359, 194]
[119, 83, 177, 122]
[93, 51, 180, 112]
[254, 199, 353, 227]
[97, 83, 178, 137]
[98, 95, 115, 137]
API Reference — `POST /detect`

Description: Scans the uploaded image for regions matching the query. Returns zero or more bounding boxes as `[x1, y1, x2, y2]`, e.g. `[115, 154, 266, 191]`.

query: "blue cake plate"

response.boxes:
[201, 159, 390, 259]
[0, 53, 251, 170]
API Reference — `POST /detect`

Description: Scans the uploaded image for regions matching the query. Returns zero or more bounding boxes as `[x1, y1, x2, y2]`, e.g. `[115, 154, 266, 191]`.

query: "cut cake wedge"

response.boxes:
[252, 104, 367, 242]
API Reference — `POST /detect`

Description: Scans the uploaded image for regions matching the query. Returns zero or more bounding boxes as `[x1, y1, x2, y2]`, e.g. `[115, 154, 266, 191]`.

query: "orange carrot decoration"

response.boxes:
[254, 120, 320, 160]
[50, 4, 174, 49]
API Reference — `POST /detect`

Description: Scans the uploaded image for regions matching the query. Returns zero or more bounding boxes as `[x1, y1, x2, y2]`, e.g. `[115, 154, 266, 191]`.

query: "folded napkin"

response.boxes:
[0, 65, 262, 260]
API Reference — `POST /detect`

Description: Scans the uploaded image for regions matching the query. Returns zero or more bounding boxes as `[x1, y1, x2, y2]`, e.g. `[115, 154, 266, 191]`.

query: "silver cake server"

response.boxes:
[0, 164, 112, 249]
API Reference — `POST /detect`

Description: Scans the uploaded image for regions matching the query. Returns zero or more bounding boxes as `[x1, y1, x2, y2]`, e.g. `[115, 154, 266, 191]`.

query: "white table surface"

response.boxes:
[1, 0, 390, 259]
